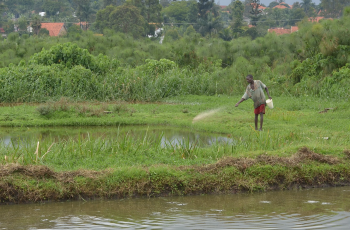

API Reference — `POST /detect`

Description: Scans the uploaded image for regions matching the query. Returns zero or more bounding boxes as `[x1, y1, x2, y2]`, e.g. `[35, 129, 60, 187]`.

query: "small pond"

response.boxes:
[0, 126, 233, 148]
[1, 187, 350, 229]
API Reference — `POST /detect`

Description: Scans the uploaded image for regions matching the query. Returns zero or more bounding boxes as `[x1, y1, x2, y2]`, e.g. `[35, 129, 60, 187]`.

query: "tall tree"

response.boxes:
[197, 10, 222, 35]
[144, 0, 162, 24]
[31, 15, 41, 35]
[198, 0, 215, 19]
[0, 0, 6, 15]
[249, 0, 263, 26]
[94, 4, 145, 37]
[187, 0, 198, 23]
[131, 0, 162, 35]
[109, 4, 145, 37]
[320, 0, 348, 18]
[94, 5, 115, 32]
[159, 0, 171, 8]
[102, 0, 125, 8]
[3, 20, 14, 34]
[291, 8, 306, 25]
[74, 0, 94, 29]
[231, 0, 244, 33]
[43, 0, 61, 17]
[196, 0, 221, 35]
[18, 17, 28, 31]
[300, 0, 315, 16]
[162, 1, 189, 23]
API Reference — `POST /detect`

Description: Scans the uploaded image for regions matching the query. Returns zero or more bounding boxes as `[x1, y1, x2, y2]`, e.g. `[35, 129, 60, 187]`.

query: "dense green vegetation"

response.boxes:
[1, 12, 350, 101]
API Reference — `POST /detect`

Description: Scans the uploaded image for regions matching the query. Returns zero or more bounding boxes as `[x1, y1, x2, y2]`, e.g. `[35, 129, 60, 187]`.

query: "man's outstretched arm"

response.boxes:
[235, 98, 245, 107]
[265, 87, 272, 99]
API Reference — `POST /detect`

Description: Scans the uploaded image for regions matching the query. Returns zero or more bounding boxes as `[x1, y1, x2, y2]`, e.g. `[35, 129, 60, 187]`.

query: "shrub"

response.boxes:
[36, 105, 52, 116]
[137, 59, 176, 75]
[29, 43, 117, 73]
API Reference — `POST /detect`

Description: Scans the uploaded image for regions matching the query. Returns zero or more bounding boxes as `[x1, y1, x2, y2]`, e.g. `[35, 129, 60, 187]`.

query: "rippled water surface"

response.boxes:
[1, 187, 350, 229]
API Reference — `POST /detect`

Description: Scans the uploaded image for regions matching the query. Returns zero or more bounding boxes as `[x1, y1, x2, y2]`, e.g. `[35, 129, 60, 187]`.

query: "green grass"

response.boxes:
[0, 95, 349, 170]
[1, 95, 350, 204]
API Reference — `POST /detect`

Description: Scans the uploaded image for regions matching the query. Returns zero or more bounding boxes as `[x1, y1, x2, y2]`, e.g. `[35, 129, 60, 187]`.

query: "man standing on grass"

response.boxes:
[235, 74, 272, 131]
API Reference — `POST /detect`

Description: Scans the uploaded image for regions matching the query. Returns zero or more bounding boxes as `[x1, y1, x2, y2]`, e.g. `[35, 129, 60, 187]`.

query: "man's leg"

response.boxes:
[259, 113, 264, 131]
[255, 114, 258, 130]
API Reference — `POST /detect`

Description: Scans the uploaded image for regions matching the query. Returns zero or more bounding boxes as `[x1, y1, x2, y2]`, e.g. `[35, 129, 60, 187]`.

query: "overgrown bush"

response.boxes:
[136, 59, 176, 75]
[29, 43, 118, 73]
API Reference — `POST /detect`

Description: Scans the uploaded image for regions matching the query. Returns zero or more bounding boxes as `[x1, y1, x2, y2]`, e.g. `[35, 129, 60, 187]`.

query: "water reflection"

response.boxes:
[0, 126, 233, 148]
[1, 187, 350, 229]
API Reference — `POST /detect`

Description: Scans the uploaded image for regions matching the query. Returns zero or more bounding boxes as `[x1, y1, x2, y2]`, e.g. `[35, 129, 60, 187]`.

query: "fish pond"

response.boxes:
[0, 126, 233, 149]
[1, 187, 350, 229]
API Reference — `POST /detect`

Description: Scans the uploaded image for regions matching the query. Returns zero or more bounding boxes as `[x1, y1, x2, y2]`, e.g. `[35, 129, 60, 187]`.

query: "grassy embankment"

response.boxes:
[1, 95, 350, 203]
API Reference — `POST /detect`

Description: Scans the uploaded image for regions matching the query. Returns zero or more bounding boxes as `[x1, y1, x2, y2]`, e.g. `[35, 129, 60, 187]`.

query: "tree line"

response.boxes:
[1, 0, 349, 40]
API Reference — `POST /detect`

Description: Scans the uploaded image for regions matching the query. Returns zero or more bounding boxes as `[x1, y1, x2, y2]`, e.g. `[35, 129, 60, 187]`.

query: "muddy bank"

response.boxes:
[1, 148, 350, 204]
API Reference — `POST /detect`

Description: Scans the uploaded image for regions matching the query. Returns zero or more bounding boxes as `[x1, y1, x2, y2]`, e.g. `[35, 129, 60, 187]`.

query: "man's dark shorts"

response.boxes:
[254, 104, 265, 115]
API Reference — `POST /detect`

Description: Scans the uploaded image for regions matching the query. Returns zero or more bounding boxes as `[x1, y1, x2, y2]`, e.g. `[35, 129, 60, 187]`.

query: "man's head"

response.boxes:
[246, 74, 254, 84]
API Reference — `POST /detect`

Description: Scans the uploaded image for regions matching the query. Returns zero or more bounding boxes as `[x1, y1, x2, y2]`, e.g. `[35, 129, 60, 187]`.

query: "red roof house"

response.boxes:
[268, 27, 299, 35]
[308, 17, 333, 23]
[273, 5, 288, 9]
[250, 3, 266, 10]
[268, 28, 290, 35]
[291, 26, 298, 33]
[0, 28, 5, 33]
[40, 23, 67, 36]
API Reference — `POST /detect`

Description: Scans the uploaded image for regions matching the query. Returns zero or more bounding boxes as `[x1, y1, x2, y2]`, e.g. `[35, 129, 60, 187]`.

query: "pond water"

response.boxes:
[0, 126, 233, 148]
[1, 187, 350, 229]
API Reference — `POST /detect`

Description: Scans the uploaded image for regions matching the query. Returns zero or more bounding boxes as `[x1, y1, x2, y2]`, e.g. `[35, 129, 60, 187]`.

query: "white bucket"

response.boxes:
[266, 99, 273, 109]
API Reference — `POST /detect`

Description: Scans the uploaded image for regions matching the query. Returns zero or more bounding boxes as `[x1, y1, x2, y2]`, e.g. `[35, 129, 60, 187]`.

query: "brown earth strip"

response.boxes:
[0, 147, 349, 204]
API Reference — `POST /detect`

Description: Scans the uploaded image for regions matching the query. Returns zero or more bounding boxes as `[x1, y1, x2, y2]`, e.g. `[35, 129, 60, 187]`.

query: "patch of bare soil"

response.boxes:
[344, 150, 350, 159]
[191, 147, 341, 173]
[0, 164, 106, 181]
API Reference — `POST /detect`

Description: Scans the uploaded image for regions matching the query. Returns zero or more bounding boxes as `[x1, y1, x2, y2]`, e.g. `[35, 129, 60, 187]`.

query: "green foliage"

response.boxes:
[137, 59, 176, 75]
[95, 4, 145, 37]
[29, 43, 116, 73]
[344, 7, 350, 17]
[321, 64, 350, 97]
[0, 10, 350, 101]
[43, 0, 61, 16]
[67, 24, 83, 37]
[231, 0, 244, 33]
[3, 20, 14, 34]
[142, 0, 163, 32]
[321, 0, 348, 18]
[38, 28, 50, 37]
[31, 15, 41, 35]
[94, 5, 116, 33]
[184, 25, 196, 36]
[74, 0, 95, 24]
[219, 28, 233, 41]
[164, 28, 180, 42]
[18, 17, 28, 31]
[0, 58, 217, 102]
[36, 104, 52, 116]
[162, 1, 189, 23]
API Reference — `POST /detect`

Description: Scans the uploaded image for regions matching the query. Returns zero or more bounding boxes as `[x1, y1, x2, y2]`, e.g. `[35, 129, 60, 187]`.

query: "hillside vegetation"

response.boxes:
[1, 11, 350, 102]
